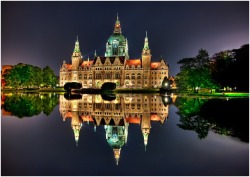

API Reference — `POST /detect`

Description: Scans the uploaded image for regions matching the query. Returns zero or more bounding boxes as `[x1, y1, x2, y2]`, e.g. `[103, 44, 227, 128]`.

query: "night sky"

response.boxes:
[2, 1, 249, 76]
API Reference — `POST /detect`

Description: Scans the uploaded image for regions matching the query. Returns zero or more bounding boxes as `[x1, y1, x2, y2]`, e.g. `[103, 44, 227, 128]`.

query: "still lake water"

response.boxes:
[1, 93, 249, 176]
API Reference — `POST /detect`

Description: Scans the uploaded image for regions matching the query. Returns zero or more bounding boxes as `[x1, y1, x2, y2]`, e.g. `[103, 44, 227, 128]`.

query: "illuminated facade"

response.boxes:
[59, 15, 169, 88]
[59, 93, 173, 165]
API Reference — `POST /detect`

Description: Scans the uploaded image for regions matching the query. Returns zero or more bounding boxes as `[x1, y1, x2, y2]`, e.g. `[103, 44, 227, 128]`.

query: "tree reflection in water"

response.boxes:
[2, 93, 59, 117]
[175, 97, 249, 142]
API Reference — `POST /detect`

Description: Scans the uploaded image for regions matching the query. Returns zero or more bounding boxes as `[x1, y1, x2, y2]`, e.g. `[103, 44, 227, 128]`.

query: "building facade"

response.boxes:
[60, 15, 169, 88]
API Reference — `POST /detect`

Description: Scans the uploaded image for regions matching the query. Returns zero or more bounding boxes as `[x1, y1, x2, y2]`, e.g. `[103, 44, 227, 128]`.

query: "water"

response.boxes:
[1, 93, 249, 176]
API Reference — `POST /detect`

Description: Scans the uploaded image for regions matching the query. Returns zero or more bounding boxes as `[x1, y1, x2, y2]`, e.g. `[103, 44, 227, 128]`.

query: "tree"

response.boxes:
[42, 66, 57, 87]
[232, 44, 249, 91]
[210, 44, 249, 91]
[176, 49, 218, 93]
[175, 97, 234, 139]
[5, 64, 22, 88]
[211, 50, 236, 90]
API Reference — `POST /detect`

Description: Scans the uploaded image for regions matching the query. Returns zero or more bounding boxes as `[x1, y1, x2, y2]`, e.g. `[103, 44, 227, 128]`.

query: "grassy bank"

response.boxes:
[1, 88, 249, 98]
[177, 92, 249, 98]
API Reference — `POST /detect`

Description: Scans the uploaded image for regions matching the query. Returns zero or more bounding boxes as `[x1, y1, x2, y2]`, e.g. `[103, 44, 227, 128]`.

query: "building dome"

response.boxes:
[105, 15, 129, 59]
[105, 125, 125, 149]
[107, 33, 126, 46]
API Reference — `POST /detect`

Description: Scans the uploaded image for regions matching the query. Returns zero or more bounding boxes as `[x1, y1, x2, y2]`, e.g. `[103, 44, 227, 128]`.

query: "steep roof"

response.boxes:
[125, 59, 141, 67]
[81, 61, 94, 67]
[93, 56, 125, 65]
[65, 64, 72, 70]
[150, 62, 160, 69]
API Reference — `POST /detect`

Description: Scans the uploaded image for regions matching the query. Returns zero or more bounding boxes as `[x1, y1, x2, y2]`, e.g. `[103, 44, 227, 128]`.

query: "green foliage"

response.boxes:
[175, 97, 234, 139]
[42, 66, 58, 87]
[64, 82, 82, 91]
[4, 64, 58, 88]
[176, 49, 218, 92]
[2, 93, 59, 117]
[212, 44, 249, 91]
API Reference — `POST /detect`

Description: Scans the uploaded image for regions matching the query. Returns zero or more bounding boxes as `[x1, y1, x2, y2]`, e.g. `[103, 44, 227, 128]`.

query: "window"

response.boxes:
[115, 104, 120, 110]
[106, 73, 111, 79]
[115, 73, 120, 79]
[89, 74, 92, 79]
[84, 74, 87, 79]
[137, 73, 141, 79]
[96, 73, 101, 79]
[79, 74, 82, 80]
[125, 74, 130, 79]
[131, 73, 135, 79]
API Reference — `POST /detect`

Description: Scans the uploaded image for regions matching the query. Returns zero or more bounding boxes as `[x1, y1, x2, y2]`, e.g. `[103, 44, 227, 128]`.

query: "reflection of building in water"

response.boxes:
[105, 124, 128, 165]
[59, 94, 172, 165]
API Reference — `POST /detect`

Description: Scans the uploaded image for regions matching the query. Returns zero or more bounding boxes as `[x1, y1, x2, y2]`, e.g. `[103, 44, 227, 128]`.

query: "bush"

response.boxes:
[64, 82, 82, 92]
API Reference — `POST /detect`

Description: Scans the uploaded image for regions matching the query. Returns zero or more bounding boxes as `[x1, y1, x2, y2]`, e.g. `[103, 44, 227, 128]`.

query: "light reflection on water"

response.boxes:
[1, 93, 249, 176]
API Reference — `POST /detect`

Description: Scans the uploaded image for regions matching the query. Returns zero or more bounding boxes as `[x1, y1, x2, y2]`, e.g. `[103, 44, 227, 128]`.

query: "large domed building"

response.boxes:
[59, 15, 169, 88]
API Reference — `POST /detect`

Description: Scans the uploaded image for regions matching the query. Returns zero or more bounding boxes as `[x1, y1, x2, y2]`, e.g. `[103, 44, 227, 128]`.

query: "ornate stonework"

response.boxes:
[59, 15, 169, 88]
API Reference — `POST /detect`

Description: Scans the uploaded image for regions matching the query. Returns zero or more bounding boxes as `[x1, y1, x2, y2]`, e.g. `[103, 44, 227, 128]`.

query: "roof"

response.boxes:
[125, 117, 141, 124]
[125, 59, 141, 67]
[93, 56, 125, 65]
[81, 61, 94, 67]
[150, 114, 161, 121]
[150, 62, 160, 69]
[65, 64, 72, 70]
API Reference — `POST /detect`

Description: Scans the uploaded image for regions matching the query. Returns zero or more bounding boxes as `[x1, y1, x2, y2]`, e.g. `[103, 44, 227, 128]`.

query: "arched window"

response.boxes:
[131, 73, 135, 79]
[106, 73, 111, 79]
[125, 74, 129, 79]
[84, 74, 87, 79]
[115, 73, 120, 79]
[96, 73, 101, 79]
[137, 73, 141, 79]
[113, 40, 118, 55]
[89, 74, 92, 79]
[79, 74, 82, 80]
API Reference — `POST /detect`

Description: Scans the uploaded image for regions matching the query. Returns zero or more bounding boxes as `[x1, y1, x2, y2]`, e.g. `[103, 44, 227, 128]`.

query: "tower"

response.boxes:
[141, 31, 151, 87]
[142, 31, 151, 69]
[141, 115, 151, 151]
[141, 95, 151, 150]
[71, 111, 83, 146]
[72, 36, 83, 70]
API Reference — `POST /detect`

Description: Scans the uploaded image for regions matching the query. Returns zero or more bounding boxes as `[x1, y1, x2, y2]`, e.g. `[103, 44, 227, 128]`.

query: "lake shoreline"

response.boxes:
[1, 88, 249, 98]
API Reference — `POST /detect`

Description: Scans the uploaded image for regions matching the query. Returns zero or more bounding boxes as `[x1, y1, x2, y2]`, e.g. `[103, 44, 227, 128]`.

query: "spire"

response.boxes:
[72, 124, 82, 147]
[143, 31, 149, 50]
[113, 148, 121, 165]
[94, 50, 97, 58]
[143, 132, 148, 151]
[114, 13, 122, 34]
[87, 56, 90, 62]
[74, 36, 81, 53]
